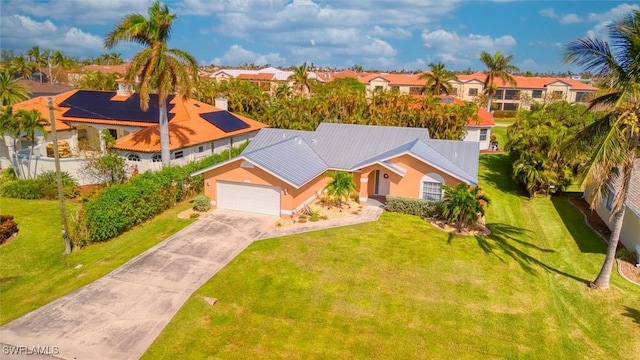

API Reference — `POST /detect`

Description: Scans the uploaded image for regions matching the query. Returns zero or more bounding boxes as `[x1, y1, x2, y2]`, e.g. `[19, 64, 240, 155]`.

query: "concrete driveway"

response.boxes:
[0, 210, 277, 360]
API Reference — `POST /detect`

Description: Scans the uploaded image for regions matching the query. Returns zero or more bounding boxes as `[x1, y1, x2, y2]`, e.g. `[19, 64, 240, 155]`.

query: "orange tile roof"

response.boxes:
[411, 95, 495, 127]
[82, 64, 129, 75]
[113, 97, 267, 152]
[455, 73, 596, 90]
[11, 90, 268, 151]
[359, 72, 428, 86]
[236, 73, 275, 81]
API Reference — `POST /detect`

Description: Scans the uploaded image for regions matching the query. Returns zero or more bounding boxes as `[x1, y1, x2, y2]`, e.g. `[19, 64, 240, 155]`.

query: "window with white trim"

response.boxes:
[479, 129, 488, 142]
[127, 153, 141, 162]
[604, 187, 615, 211]
[420, 173, 445, 202]
[468, 88, 478, 96]
[173, 151, 184, 159]
[151, 154, 162, 162]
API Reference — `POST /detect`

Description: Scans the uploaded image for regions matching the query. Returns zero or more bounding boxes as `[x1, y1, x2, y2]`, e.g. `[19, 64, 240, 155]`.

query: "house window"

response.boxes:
[409, 86, 422, 95]
[468, 88, 478, 96]
[420, 173, 445, 202]
[374, 85, 383, 92]
[198, 145, 204, 153]
[604, 187, 615, 211]
[504, 89, 519, 100]
[495, 90, 504, 99]
[173, 151, 184, 159]
[503, 102, 519, 111]
[151, 154, 162, 162]
[532, 90, 543, 99]
[575, 91, 590, 102]
[422, 182, 442, 201]
[479, 129, 488, 142]
[552, 91, 564, 99]
[127, 153, 141, 162]
[391, 86, 400, 92]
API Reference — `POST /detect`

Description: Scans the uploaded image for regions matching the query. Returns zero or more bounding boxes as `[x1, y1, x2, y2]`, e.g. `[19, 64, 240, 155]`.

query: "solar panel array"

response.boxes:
[200, 111, 250, 132]
[60, 91, 175, 123]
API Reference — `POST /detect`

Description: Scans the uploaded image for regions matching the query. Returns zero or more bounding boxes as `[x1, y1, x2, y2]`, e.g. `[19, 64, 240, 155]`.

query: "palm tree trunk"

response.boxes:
[159, 98, 170, 167]
[486, 94, 493, 112]
[593, 134, 638, 288]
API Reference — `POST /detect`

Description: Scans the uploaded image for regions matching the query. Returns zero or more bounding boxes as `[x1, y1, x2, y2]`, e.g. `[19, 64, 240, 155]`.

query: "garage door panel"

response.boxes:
[217, 181, 281, 216]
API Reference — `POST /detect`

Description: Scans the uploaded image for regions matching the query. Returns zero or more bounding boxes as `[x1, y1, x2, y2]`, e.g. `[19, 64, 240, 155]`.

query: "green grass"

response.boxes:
[494, 117, 516, 125]
[0, 198, 195, 325]
[491, 126, 507, 149]
[145, 155, 640, 359]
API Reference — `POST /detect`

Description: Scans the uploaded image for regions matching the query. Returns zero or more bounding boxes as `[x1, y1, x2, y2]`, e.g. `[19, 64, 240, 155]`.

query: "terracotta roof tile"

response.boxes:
[455, 73, 597, 91]
[411, 95, 495, 127]
[236, 73, 275, 81]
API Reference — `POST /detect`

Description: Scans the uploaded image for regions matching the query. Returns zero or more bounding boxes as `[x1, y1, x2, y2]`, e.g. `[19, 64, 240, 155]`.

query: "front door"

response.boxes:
[374, 170, 390, 196]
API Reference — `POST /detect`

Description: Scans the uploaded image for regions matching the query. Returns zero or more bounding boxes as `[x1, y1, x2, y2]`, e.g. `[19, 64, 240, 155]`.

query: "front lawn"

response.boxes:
[145, 155, 640, 359]
[0, 198, 195, 325]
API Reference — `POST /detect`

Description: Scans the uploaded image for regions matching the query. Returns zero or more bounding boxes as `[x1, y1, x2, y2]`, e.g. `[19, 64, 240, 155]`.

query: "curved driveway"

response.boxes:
[0, 210, 277, 360]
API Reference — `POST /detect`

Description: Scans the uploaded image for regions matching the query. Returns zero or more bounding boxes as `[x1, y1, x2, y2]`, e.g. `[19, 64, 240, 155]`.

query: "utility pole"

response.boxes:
[48, 97, 71, 254]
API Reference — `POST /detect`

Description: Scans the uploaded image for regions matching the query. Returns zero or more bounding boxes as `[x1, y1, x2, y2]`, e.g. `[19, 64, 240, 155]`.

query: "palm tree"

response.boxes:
[0, 69, 31, 106]
[563, 9, 640, 289]
[10, 55, 33, 80]
[288, 63, 312, 95]
[418, 62, 457, 95]
[50, 50, 75, 83]
[16, 109, 48, 178]
[479, 51, 519, 111]
[26, 46, 47, 83]
[439, 183, 490, 232]
[0, 107, 22, 174]
[104, 0, 198, 167]
[323, 171, 356, 207]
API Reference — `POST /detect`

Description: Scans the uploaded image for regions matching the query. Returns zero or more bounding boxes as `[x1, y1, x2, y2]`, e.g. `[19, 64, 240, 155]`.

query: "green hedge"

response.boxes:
[492, 110, 518, 118]
[0, 171, 78, 200]
[79, 144, 247, 244]
[385, 196, 439, 218]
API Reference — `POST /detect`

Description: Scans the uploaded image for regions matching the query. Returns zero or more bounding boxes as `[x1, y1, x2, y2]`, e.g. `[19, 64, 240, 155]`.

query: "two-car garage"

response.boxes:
[216, 181, 281, 216]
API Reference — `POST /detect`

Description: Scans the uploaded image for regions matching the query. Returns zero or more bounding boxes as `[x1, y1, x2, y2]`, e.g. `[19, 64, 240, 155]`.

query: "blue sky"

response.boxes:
[1, 0, 638, 72]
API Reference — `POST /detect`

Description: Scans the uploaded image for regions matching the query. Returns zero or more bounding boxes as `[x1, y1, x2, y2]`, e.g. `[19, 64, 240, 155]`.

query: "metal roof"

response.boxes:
[244, 136, 328, 188]
[243, 128, 312, 153]
[424, 139, 480, 182]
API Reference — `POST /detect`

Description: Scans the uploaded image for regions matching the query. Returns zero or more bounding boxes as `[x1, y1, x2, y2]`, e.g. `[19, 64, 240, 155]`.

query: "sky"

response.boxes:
[1, 0, 638, 73]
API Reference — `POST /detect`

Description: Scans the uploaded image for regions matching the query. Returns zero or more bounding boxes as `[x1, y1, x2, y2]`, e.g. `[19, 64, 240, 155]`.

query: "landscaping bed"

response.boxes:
[273, 198, 364, 228]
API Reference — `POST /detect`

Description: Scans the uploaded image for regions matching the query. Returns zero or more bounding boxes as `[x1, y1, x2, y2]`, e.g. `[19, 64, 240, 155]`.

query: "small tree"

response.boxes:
[80, 130, 127, 185]
[439, 183, 490, 232]
[323, 171, 356, 207]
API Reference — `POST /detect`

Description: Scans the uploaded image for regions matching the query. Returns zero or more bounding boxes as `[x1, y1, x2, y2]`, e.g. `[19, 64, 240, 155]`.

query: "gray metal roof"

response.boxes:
[244, 136, 328, 188]
[351, 139, 478, 185]
[243, 128, 312, 153]
[424, 139, 480, 182]
[611, 159, 640, 217]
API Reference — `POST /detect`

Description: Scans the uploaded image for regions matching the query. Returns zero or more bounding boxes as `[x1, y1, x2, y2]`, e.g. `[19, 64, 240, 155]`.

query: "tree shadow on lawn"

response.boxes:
[457, 222, 590, 284]
[550, 196, 606, 254]
[622, 306, 640, 327]
[479, 155, 529, 198]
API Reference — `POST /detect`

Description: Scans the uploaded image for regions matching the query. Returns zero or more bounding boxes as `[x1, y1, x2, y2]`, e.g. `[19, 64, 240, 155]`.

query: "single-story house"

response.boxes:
[585, 159, 640, 251]
[192, 123, 479, 217]
[2, 87, 266, 182]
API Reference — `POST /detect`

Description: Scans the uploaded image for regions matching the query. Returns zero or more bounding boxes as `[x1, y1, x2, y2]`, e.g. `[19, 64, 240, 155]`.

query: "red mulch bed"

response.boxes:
[569, 197, 640, 285]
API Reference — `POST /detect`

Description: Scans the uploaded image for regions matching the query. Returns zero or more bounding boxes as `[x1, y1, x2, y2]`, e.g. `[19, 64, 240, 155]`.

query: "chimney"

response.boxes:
[116, 79, 133, 96]
[215, 96, 228, 111]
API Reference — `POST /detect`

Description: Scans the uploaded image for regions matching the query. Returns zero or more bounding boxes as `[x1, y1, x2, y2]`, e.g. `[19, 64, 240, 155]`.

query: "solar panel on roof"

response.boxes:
[59, 90, 175, 123]
[200, 111, 250, 133]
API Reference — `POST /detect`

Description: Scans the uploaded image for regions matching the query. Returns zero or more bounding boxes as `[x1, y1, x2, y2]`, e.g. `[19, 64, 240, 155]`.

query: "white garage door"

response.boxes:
[217, 181, 281, 216]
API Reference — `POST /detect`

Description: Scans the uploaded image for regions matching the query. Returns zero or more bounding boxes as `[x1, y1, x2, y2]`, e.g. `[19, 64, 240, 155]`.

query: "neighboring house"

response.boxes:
[210, 67, 325, 92]
[585, 160, 640, 251]
[2, 88, 266, 183]
[193, 123, 479, 217]
[450, 73, 597, 110]
[355, 72, 597, 110]
[67, 64, 129, 85]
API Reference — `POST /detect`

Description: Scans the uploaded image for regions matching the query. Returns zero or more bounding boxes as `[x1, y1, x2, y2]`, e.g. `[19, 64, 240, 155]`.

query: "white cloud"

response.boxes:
[529, 41, 562, 48]
[3, 0, 149, 25]
[370, 26, 412, 39]
[585, 3, 640, 38]
[211, 45, 285, 66]
[559, 14, 582, 24]
[421, 29, 516, 65]
[0, 15, 104, 55]
[539, 8, 557, 18]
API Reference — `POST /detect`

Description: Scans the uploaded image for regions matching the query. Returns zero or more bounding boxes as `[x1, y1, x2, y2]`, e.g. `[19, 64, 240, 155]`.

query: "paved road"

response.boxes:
[0, 210, 276, 360]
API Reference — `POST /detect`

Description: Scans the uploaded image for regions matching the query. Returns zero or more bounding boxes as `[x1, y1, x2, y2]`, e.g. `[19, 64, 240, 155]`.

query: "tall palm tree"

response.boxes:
[440, 183, 490, 233]
[418, 62, 457, 95]
[104, 0, 198, 167]
[0, 107, 22, 174]
[563, 9, 640, 289]
[10, 54, 33, 80]
[479, 51, 519, 111]
[26, 46, 47, 83]
[17, 109, 48, 178]
[0, 69, 31, 106]
[288, 63, 312, 95]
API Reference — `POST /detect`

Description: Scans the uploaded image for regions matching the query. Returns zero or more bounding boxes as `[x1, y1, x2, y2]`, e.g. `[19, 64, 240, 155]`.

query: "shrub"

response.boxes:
[0, 171, 78, 200]
[192, 195, 210, 212]
[385, 196, 439, 218]
[189, 212, 200, 219]
[0, 215, 19, 243]
[0, 179, 44, 199]
[492, 110, 517, 118]
[36, 171, 79, 199]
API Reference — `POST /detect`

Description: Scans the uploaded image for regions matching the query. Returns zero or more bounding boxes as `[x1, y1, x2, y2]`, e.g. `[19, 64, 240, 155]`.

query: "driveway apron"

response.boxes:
[0, 210, 277, 360]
